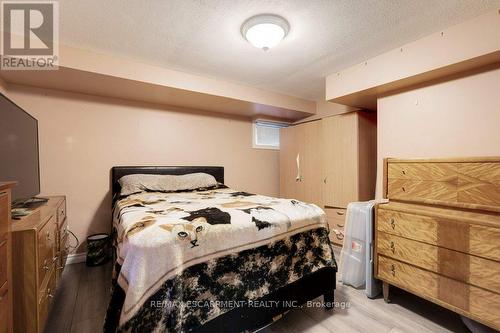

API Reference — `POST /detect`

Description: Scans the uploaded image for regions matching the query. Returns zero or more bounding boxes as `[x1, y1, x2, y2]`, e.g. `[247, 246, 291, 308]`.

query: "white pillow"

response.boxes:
[118, 173, 218, 196]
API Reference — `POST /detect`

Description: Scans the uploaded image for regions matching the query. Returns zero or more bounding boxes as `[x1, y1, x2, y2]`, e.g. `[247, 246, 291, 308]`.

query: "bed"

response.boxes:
[104, 166, 337, 333]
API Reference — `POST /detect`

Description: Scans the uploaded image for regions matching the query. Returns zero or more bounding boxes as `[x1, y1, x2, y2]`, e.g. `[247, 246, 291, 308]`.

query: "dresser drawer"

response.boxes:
[325, 208, 345, 245]
[57, 217, 68, 250]
[0, 240, 7, 287]
[458, 163, 500, 207]
[37, 216, 56, 286]
[61, 234, 69, 265]
[325, 208, 346, 220]
[388, 162, 458, 181]
[0, 192, 8, 243]
[0, 282, 9, 333]
[386, 160, 500, 209]
[387, 162, 458, 203]
[387, 178, 458, 203]
[378, 255, 437, 299]
[378, 232, 500, 293]
[56, 199, 66, 225]
[469, 224, 500, 262]
[57, 234, 69, 282]
[459, 163, 500, 186]
[378, 256, 500, 330]
[377, 208, 438, 242]
[377, 208, 500, 262]
[469, 285, 500, 330]
[38, 269, 56, 333]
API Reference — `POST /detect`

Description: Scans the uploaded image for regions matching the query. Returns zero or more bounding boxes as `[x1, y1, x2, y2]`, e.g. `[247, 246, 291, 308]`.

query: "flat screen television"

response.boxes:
[0, 93, 40, 204]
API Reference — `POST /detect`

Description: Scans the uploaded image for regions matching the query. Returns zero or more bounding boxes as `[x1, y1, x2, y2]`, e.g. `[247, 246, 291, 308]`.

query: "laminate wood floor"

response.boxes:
[45, 254, 482, 333]
[44, 262, 113, 333]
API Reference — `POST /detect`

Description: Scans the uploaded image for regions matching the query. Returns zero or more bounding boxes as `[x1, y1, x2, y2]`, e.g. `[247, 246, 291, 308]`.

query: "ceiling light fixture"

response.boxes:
[241, 14, 290, 51]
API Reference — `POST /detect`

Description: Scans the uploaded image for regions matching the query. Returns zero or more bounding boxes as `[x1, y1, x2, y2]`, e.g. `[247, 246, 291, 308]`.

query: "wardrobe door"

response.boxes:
[322, 112, 359, 208]
[279, 125, 299, 200]
[297, 121, 323, 207]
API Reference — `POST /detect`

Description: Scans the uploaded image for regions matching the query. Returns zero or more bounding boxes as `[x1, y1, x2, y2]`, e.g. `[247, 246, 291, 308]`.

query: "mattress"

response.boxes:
[105, 186, 336, 332]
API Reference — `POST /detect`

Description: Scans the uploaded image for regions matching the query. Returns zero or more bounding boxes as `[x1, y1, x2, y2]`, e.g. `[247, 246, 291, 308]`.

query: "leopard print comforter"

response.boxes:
[106, 187, 336, 332]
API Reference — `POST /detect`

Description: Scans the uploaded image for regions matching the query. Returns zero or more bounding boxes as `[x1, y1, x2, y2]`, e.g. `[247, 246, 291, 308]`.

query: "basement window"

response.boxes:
[253, 120, 288, 150]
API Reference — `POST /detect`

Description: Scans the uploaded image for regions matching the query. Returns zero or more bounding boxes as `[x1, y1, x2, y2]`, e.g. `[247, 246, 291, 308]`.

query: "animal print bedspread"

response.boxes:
[107, 187, 336, 332]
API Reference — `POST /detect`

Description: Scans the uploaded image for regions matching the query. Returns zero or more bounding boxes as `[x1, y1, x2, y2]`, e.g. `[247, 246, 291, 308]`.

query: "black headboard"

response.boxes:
[111, 166, 224, 197]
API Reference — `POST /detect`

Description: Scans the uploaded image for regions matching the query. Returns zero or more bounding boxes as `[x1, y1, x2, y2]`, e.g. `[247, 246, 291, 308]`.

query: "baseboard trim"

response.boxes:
[66, 252, 87, 265]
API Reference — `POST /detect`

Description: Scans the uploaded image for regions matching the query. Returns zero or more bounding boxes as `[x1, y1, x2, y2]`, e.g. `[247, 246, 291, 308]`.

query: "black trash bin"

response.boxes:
[86, 233, 110, 266]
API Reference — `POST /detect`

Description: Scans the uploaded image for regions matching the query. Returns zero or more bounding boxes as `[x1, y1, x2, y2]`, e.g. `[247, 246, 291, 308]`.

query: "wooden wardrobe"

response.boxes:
[279, 120, 323, 207]
[279, 111, 377, 245]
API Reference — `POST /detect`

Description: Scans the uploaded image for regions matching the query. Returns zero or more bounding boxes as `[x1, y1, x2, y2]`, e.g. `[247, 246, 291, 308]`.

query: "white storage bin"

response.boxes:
[339, 200, 385, 298]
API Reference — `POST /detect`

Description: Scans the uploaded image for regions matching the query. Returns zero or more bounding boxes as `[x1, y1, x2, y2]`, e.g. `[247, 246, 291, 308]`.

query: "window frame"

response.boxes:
[252, 120, 289, 150]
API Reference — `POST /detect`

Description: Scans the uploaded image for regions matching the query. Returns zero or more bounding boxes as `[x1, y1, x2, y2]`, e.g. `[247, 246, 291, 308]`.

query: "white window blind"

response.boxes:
[253, 120, 288, 149]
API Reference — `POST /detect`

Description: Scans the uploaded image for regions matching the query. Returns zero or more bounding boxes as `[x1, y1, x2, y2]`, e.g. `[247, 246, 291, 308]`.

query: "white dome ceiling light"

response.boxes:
[241, 14, 290, 51]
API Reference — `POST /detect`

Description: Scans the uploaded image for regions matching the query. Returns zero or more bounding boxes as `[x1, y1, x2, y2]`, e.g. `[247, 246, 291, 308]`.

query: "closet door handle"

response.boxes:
[295, 153, 302, 182]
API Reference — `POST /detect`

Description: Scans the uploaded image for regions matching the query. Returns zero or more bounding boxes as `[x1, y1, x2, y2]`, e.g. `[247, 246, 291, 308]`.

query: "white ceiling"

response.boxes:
[59, 0, 500, 101]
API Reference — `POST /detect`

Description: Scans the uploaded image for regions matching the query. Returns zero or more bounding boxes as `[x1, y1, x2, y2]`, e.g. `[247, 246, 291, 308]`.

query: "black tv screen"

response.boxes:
[0, 93, 40, 203]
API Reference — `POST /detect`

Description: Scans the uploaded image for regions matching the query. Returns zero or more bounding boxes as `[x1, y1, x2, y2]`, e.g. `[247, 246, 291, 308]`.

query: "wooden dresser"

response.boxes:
[0, 182, 15, 333]
[375, 157, 500, 330]
[12, 196, 69, 333]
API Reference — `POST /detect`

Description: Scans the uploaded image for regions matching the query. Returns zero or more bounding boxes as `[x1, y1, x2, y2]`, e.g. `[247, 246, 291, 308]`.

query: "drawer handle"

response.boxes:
[401, 170, 406, 175]
[46, 231, 51, 241]
[43, 260, 49, 271]
[390, 264, 396, 276]
[401, 187, 406, 192]
[335, 230, 344, 240]
[336, 223, 344, 228]
[336, 211, 345, 216]
[390, 241, 395, 253]
[390, 218, 396, 229]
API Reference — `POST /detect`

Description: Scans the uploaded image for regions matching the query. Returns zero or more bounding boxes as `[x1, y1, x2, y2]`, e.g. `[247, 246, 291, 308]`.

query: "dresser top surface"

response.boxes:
[12, 196, 65, 232]
[385, 156, 500, 163]
[0, 181, 17, 191]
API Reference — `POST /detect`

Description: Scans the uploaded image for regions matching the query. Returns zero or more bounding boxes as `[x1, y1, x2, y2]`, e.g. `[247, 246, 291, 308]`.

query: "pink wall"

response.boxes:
[376, 66, 500, 197]
[4, 85, 279, 252]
